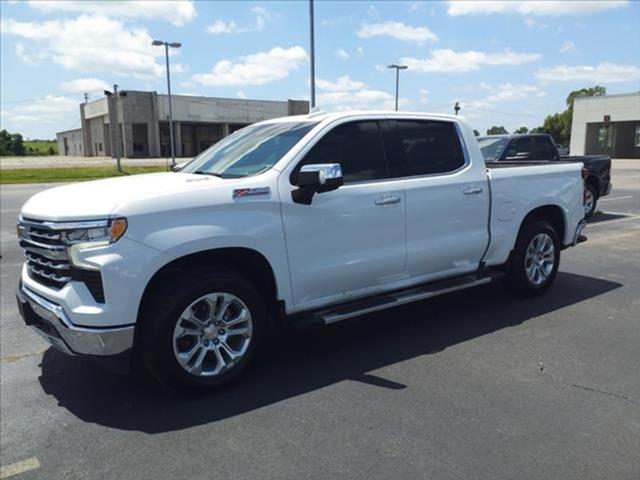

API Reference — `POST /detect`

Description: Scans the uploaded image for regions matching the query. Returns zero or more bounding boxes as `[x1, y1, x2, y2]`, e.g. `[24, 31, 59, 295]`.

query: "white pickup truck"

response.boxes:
[17, 112, 587, 389]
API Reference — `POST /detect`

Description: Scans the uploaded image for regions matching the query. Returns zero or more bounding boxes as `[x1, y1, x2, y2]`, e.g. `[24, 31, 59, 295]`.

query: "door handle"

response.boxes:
[463, 186, 483, 195]
[375, 195, 401, 206]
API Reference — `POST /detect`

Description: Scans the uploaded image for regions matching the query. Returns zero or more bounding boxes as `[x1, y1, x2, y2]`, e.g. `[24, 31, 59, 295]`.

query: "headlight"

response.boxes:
[62, 218, 127, 245]
[64, 218, 127, 271]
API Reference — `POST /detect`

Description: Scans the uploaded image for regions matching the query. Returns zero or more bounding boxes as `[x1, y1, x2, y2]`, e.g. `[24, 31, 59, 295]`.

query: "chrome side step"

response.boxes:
[305, 272, 500, 326]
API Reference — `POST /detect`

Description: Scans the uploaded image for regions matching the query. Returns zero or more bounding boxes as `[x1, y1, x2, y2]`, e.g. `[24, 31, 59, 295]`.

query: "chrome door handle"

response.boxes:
[375, 195, 401, 206]
[463, 186, 483, 195]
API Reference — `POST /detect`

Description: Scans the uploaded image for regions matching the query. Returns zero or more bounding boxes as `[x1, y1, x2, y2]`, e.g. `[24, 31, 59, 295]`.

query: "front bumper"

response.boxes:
[16, 283, 134, 356]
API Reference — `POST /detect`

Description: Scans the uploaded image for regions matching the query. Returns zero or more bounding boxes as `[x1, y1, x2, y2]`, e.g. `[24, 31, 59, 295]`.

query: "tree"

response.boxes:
[10, 133, 25, 156]
[486, 126, 508, 135]
[532, 85, 606, 145]
[473, 129, 480, 137]
[514, 126, 529, 134]
[0, 130, 12, 156]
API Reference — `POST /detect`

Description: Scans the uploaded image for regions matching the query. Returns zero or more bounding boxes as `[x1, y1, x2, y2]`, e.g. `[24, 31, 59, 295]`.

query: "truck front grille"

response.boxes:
[18, 218, 105, 302]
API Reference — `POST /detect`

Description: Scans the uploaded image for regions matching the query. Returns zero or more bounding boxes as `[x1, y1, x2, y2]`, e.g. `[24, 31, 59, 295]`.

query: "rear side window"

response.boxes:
[293, 121, 387, 184]
[505, 137, 532, 159]
[532, 136, 557, 160]
[391, 120, 465, 176]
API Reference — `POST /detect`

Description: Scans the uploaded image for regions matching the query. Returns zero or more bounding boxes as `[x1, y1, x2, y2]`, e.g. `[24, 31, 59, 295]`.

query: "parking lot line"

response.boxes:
[0, 457, 40, 479]
[600, 195, 633, 202]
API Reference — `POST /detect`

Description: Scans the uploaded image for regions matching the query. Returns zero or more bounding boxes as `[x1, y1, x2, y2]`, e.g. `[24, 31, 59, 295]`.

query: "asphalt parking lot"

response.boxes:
[1, 161, 639, 480]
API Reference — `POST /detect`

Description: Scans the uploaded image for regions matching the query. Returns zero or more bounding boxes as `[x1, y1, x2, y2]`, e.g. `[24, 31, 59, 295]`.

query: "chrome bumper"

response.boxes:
[16, 285, 134, 356]
[572, 219, 587, 246]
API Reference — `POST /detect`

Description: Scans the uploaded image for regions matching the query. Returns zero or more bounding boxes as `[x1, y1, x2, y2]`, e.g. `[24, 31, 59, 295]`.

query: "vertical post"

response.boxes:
[309, 0, 316, 109]
[395, 68, 400, 111]
[83, 92, 89, 104]
[165, 43, 176, 166]
[454, 101, 460, 115]
[113, 84, 122, 172]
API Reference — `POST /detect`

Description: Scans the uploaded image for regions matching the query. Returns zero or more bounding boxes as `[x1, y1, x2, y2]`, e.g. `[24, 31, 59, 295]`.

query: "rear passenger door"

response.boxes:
[383, 119, 489, 281]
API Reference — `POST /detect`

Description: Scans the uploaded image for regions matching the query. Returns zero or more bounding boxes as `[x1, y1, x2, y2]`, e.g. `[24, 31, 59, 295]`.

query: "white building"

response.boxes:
[56, 91, 309, 158]
[570, 92, 640, 159]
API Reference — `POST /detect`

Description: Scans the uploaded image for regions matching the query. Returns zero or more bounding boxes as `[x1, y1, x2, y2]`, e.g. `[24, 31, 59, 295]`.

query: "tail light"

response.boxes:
[582, 168, 588, 204]
[581, 167, 589, 180]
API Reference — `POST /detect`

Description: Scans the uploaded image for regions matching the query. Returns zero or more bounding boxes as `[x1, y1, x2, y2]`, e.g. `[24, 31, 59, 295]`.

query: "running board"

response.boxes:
[295, 271, 502, 327]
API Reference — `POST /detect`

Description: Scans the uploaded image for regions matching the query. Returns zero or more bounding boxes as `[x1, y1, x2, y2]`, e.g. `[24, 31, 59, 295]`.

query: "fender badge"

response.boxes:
[233, 187, 271, 198]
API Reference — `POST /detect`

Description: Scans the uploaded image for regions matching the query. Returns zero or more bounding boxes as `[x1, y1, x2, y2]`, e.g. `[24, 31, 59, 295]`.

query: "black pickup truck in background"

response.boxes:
[477, 133, 612, 218]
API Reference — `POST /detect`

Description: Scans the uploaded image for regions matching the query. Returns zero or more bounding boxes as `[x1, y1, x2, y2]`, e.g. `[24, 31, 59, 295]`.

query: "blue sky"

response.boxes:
[1, 0, 639, 139]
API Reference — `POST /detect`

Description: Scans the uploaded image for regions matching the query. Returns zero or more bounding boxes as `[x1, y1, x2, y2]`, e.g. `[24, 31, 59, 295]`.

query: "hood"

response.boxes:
[20, 172, 222, 221]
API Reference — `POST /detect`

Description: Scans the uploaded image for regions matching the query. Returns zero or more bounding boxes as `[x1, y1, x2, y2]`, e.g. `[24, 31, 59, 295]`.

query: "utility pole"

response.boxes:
[113, 84, 122, 172]
[387, 64, 408, 111]
[454, 101, 460, 115]
[153, 39, 181, 166]
[309, 0, 316, 109]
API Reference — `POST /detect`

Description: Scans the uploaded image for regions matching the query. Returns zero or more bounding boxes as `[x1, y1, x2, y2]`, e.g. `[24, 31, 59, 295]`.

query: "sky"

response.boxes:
[1, 0, 639, 139]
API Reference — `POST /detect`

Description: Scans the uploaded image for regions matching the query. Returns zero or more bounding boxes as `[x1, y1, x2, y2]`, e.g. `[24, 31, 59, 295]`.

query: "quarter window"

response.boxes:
[392, 120, 465, 176]
[294, 121, 388, 184]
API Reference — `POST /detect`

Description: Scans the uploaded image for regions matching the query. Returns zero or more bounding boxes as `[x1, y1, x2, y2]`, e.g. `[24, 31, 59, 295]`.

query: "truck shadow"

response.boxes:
[38, 271, 621, 434]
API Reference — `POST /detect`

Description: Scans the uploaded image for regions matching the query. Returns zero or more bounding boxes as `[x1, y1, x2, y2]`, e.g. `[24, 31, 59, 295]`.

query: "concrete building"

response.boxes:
[56, 91, 309, 158]
[570, 92, 640, 158]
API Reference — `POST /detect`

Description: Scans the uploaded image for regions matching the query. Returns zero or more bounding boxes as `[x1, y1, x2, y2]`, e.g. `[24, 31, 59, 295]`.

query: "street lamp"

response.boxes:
[152, 39, 181, 166]
[387, 64, 407, 111]
[309, 0, 316, 109]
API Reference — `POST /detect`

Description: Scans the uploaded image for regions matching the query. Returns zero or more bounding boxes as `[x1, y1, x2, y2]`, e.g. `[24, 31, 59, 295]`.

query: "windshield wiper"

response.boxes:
[193, 171, 225, 178]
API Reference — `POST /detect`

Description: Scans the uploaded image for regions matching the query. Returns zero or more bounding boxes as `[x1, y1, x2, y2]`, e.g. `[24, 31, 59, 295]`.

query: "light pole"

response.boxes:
[152, 39, 181, 166]
[309, 0, 316, 109]
[388, 64, 407, 111]
[104, 84, 122, 172]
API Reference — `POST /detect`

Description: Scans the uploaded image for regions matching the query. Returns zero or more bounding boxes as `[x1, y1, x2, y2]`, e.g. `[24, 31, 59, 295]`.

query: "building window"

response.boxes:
[635, 126, 640, 147]
[98, 142, 103, 151]
[597, 125, 612, 148]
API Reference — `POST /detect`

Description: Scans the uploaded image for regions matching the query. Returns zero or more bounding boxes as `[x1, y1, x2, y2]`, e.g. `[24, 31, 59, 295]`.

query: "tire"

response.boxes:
[505, 220, 561, 297]
[141, 270, 266, 391]
[584, 183, 597, 218]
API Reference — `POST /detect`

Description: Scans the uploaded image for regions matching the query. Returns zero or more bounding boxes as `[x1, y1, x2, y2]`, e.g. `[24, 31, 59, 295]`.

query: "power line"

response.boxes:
[0, 89, 105, 106]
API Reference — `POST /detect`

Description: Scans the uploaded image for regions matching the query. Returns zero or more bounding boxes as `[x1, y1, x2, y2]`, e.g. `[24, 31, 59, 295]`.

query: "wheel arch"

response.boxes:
[515, 204, 566, 250]
[136, 247, 281, 327]
[585, 175, 599, 196]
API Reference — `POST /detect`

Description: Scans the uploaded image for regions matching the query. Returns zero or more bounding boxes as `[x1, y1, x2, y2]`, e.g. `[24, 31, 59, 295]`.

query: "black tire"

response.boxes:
[141, 270, 266, 391]
[584, 183, 598, 218]
[505, 220, 561, 297]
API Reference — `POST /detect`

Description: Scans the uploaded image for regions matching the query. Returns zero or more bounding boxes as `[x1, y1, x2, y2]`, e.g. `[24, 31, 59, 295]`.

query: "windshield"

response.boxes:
[477, 136, 509, 162]
[181, 121, 318, 178]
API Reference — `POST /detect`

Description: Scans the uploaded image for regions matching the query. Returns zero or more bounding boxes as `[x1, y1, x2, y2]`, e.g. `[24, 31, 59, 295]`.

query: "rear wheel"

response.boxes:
[505, 220, 560, 296]
[584, 183, 597, 218]
[141, 271, 266, 391]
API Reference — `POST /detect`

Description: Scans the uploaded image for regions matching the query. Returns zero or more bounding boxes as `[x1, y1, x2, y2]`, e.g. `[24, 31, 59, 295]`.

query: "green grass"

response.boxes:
[24, 140, 58, 156]
[0, 165, 168, 184]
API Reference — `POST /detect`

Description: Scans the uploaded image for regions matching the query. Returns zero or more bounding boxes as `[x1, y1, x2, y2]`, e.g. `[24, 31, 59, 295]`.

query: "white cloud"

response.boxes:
[466, 83, 545, 109]
[1, 94, 78, 126]
[356, 46, 364, 55]
[447, 1, 628, 16]
[356, 21, 438, 43]
[15, 43, 47, 65]
[316, 75, 407, 111]
[236, 91, 247, 99]
[26, 0, 196, 26]
[1, 16, 172, 79]
[419, 89, 429, 104]
[59, 78, 110, 93]
[401, 49, 541, 73]
[536, 63, 640, 83]
[191, 46, 307, 87]
[336, 48, 350, 60]
[206, 6, 271, 34]
[316, 76, 366, 92]
[560, 41, 576, 53]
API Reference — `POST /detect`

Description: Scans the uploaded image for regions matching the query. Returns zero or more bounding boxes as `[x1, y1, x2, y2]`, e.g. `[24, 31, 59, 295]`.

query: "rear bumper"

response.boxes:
[16, 283, 134, 357]
[571, 219, 587, 247]
[604, 182, 612, 196]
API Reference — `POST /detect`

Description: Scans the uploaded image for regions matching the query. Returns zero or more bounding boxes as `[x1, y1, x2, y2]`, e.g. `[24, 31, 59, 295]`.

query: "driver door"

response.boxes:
[279, 120, 407, 309]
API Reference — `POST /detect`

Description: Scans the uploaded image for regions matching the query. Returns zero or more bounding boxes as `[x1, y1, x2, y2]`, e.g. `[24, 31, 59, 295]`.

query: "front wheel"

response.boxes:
[141, 271, 266, 391]
[505, 220, 560, 296]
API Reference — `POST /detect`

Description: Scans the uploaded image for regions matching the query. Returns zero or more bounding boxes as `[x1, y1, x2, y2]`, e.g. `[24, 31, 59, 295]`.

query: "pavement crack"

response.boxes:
[0, 348, 47, 363]
[538, 360, 640, 409]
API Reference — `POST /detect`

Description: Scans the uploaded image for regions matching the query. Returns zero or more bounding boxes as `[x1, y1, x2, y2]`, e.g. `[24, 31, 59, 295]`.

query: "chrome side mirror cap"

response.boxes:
[293, 163, 344, 204]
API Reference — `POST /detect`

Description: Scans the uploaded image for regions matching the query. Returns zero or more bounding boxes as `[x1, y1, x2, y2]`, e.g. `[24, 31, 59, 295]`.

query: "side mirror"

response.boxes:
[292, 163, 343, 205]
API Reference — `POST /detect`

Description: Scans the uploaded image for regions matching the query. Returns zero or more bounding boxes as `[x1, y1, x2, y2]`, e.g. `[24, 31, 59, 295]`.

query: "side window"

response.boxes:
[294, 121, 387, 184]
[505, 137, 531, 159]
[392, 120, 465, 176]
[532, 137, 557, 160]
